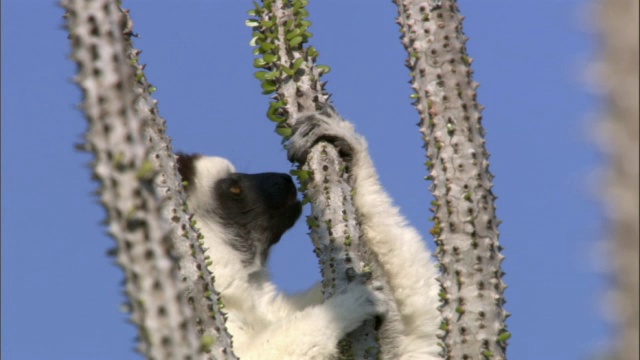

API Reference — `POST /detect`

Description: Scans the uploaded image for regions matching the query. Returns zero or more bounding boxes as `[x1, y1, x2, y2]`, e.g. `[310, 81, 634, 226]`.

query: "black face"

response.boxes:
[213, 172, 302, 266]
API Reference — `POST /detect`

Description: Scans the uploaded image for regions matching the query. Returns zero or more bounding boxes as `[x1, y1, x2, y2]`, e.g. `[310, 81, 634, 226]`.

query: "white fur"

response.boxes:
[347, 123, 441, 359]
[184, 156, 385, 360]
[287, 108, 442, 359]
[183, 106, 442, 359]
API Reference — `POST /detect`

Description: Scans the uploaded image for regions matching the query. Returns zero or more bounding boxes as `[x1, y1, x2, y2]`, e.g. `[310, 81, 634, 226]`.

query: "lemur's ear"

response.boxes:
[176, 152, 201, 188]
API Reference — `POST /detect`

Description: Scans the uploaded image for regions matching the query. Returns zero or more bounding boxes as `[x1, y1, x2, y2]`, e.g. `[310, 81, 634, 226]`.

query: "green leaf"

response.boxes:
[261, 80, 277, 94]
[281, 66, 295, 76]
[253, 58, 267, 68]
[288, 35, 304, 47]
[254, 71, 268, 80]
[267, 113, 286, 123]
[275, 126, 292, 137]
[497, 331, 511, 342]
[297, 24, 308, 34]
[285, 19, 294, 31]
[307, 46, 318, 58]
[291, 169, 311, 181]
[259, 41, 276, 52]
[263, 53, 278, 63]
[267, 102, 286, 123]
[245, 19, 260, 27]
[255, 70, 280, 80]
[291, 57, 305, 71]
[299, 171, 311, 181]
[270, 99, 287, 109]
[267, 71, 280, 80]
[286, 28, 302, 40]
[306, 216, 319, 228]
[317, 65, 331, 74]
[261, 19, 275, 28]
[296, 8, 309, 18]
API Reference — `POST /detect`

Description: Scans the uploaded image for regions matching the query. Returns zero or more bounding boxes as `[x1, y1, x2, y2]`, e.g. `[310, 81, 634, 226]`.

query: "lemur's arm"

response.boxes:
[241, 282, 385, 360]
[287, 106, 441, 359]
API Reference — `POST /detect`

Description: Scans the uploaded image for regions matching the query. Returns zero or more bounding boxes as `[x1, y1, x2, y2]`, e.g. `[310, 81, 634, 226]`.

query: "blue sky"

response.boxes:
[2, 1, 609, 359]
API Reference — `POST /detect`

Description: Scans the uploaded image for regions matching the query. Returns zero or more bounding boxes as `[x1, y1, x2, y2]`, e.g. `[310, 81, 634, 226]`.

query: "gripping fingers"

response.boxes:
[286, 109, 355, 165]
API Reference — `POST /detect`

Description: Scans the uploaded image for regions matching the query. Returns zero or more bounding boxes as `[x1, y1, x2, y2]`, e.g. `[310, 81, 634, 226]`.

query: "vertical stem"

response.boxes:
[394, 0, 508, 358]
[64, 1, 238, 358]
[63, 0, 201, 358]
[249, 0, 381, 356]
[599, 0, 639, 359]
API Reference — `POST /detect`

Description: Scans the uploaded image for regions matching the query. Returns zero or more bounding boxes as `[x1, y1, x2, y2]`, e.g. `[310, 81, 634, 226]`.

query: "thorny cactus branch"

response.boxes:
[394, 0, 508, 358]
[247, 0, 329, 121]
[63, 0, 201, 358]
[598, 0, 639, 359]
[64, 1, 237, 359]
[118, 8, 238, 360]
[247, 0, 384, 357]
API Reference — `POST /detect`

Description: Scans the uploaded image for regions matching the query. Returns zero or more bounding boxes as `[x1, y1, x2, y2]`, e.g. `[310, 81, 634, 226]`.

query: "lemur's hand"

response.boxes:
[286, 104, 362, 165]
[334, 278, 389, 324]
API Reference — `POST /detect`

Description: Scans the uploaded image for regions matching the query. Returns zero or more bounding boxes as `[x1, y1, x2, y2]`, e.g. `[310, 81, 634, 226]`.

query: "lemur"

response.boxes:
[177, 106, 440, 360]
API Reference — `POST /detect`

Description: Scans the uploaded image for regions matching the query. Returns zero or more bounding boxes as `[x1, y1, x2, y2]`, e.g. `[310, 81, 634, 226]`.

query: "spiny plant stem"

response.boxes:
[394, 0, 508, 358]
[248, 0, 381, 357]
[64, 1, 237, 358]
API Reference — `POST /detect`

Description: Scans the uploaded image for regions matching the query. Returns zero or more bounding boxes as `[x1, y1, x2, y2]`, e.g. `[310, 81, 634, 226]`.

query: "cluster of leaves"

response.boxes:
[245, 0, 330, 138]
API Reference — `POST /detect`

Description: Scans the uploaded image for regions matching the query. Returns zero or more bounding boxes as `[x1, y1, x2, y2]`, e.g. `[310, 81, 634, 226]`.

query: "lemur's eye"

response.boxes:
[229, 183, 242, 195]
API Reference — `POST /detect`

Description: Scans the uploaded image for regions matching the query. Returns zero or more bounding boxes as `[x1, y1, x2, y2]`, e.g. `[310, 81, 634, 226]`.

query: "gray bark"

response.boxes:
[598, 0, 639, 359]
[248, 0, 382, 357]
[393, 0, 509, 358]
[63, 1, 237, 358]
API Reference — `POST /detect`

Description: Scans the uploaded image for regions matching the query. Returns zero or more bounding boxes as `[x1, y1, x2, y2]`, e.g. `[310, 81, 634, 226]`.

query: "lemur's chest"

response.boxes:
[221, 290, 272, 350]
[212, 266, 282, 348]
